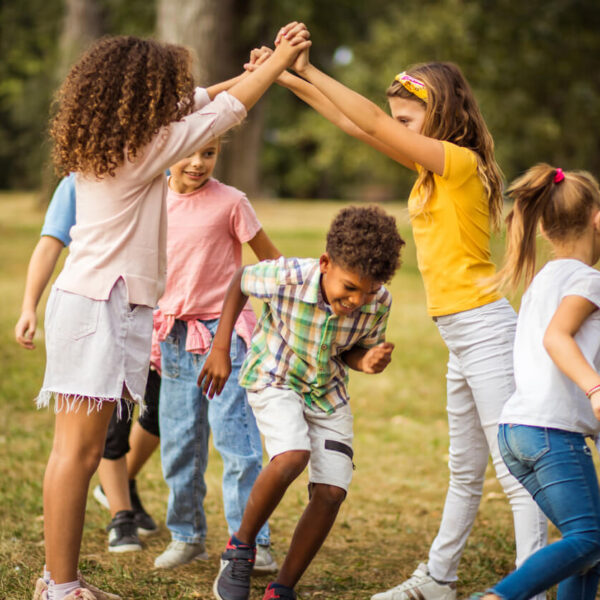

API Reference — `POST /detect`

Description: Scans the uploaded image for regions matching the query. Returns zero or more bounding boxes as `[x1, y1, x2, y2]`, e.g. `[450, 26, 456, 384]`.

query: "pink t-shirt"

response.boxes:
[150, 178, 261, 367]
[54, 89, 247, 307]
[159, 177, 261, 318]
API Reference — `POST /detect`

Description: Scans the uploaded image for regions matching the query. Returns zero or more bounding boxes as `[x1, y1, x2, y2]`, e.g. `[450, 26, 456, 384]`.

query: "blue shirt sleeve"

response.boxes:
[40, 173, 77, 246]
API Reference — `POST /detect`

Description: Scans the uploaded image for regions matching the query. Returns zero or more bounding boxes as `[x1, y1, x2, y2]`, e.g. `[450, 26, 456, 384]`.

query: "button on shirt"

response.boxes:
[239, 257, 392, 414]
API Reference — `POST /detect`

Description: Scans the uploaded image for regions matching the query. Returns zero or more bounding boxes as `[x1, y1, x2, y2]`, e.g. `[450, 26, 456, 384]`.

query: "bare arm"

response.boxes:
[226, 22, 311, 112]
[247, 228, 281, 261]
[15, 236, 64, 349]
[544, 295, 600, 419]
[278, 71, 416, 169]
[342, 342, 394, 373]
[197, 267, 249, 397]
[206, 73, 248, 100]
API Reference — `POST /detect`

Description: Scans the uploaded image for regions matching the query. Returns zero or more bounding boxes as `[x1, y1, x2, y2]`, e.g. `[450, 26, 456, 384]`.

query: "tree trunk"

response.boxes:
[156, 0, 266, 196]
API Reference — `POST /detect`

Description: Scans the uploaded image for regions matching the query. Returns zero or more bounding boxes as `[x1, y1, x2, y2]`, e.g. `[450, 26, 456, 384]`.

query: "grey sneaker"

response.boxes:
[371, 563, 457, 600]
[253, 544, 278, 575]
[213, 537, 255, 600]
[153, 540, 209, 569]
[106, 510, 142, 553]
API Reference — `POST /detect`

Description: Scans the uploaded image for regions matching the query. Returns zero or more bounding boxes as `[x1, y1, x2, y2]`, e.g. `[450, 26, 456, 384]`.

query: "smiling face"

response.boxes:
[169, 139, 220, 194]
[319, 254, 382, 317]
[388, 96, 427, 133]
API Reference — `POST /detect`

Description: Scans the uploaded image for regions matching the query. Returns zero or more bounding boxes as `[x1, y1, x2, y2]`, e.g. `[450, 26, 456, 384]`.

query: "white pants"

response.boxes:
[428, 298, 547, 596]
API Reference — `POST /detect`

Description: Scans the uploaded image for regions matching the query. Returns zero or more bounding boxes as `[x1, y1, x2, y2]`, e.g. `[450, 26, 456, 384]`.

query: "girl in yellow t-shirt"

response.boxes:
[261, 24, 548, 600]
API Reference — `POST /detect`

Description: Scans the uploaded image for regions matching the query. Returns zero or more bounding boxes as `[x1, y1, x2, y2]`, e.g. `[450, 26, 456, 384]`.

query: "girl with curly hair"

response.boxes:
[264, 26, 548, 600]
[33, 26, 310, 600]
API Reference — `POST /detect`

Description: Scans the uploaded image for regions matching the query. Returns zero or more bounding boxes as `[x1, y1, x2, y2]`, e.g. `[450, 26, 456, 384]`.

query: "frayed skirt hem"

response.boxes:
[35, 390, 139, 419]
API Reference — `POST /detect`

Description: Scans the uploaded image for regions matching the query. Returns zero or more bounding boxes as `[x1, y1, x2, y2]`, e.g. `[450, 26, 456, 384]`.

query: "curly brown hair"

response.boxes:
[50, 36, 196, 178]
[326, 205, 404, 283]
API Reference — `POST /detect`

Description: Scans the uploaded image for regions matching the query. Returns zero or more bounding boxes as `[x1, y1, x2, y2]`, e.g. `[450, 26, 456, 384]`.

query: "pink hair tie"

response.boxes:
[554, 168, 565, 183]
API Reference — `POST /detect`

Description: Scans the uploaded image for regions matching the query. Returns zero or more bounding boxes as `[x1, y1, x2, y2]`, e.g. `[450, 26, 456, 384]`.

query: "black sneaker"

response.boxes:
[129, 479, 158, 536]
[106, 510, 142, 553]
[213, 537, 256, 600]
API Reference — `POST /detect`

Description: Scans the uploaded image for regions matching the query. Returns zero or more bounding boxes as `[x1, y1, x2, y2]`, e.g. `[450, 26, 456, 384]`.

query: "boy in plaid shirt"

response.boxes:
[199, 206, 404, 600]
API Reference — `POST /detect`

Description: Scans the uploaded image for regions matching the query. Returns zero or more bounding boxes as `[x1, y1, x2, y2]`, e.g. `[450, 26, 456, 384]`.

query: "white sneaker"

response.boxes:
[371, 563, 457, 600]
[153, 540, 209, 569]
[253, 544, 278, 574]
[93, 484, 110, 510]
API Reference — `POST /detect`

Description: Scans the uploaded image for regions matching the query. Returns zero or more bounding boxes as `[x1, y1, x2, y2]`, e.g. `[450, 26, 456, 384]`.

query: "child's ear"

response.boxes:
[319, 253, 330, 274]
[593, 209, 600, 232]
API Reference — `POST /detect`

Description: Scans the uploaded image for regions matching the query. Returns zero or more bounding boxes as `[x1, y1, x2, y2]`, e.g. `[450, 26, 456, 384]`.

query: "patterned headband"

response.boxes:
[394, 72, 428, 102]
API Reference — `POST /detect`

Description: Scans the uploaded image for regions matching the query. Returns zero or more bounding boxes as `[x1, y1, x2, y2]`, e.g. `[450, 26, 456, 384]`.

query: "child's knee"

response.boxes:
[270, 450, 310, 483]
[310, 483, 347, 509]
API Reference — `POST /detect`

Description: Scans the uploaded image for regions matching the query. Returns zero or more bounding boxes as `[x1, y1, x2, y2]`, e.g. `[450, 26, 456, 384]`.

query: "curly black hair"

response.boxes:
[326, 205, 404, 283]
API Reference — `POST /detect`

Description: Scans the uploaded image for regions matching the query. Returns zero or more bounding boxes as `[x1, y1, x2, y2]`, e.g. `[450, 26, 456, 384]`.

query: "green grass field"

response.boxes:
[0, 193, 551, 600]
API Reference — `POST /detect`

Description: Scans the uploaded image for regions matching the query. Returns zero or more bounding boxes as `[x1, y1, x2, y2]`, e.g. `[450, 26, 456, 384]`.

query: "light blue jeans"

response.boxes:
[492, 424, 600, 600]
[159, 318, 270, 545]
[429, 298, 547, 591]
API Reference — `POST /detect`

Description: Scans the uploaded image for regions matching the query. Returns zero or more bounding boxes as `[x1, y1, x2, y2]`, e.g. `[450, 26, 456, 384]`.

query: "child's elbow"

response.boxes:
[543, 327, 562, 358]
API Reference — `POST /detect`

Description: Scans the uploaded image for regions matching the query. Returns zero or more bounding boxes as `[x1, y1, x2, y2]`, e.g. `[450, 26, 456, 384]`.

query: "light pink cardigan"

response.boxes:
[54, 89, 246, 307]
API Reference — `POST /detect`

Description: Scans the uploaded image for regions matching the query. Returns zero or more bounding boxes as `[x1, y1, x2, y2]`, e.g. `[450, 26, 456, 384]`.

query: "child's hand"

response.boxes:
[361, 342, 394, 374]
[273, 22, 311, 68]
[15, 310, 37, 350]
[291, 46, 310, 75]
[591, 389, 600, 421]
[244, 46, 273, 72]
[197, 348, 232, 399]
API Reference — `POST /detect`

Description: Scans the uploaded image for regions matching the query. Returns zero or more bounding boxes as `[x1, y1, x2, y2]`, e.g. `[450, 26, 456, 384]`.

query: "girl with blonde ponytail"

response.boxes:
[468, 165, 600, 600]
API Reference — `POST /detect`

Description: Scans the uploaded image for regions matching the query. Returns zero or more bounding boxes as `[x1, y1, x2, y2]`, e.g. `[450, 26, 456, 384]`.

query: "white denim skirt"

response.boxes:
[37, 278, 153, 415]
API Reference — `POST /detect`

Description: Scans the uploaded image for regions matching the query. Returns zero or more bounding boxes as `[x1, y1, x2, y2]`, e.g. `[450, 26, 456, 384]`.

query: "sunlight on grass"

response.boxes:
[0, 193, 545, 599]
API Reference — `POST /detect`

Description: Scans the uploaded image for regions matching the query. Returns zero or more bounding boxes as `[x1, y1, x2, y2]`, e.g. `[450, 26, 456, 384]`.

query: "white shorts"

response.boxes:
[37, 278, 153, 414]
[247, 386, 354, 491]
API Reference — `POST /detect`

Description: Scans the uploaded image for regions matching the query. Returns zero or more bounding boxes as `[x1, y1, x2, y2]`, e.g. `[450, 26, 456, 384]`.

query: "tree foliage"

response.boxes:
[1, 0, 599, 198]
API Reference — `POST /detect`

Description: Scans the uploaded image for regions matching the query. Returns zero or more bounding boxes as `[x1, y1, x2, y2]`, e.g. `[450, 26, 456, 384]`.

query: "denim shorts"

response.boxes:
[38, 278, 153, 414]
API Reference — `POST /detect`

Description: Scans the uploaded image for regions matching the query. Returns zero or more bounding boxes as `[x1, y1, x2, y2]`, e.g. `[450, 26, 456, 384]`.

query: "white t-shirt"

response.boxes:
[500, 259, 600, 435]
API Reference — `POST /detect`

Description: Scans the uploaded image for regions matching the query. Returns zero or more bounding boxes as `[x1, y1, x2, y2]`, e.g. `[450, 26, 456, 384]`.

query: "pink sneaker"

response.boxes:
[33, 573, 121, 600]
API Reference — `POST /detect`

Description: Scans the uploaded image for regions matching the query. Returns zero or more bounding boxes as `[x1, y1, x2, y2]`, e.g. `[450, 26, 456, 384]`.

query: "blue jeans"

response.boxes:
[493, 424, 600, 600]
[159, 319, 270, 545]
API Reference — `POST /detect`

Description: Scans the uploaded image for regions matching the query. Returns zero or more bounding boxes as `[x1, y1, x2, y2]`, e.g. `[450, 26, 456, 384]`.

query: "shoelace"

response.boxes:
[229, 554, 254, 582]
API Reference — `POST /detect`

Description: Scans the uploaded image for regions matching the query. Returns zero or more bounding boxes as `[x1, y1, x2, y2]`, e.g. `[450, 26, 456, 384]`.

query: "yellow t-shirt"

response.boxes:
[408, 140, 500, 317]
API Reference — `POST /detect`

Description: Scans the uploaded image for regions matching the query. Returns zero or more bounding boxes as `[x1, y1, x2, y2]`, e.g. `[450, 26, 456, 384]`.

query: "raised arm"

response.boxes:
[225, 22, 311, 112]
[544, 295, 600, 419]
[278, 70, 416, 169]
[15, 236, 65, 349]
[197, 267, 249, 397]
[278, 25, 444, 175]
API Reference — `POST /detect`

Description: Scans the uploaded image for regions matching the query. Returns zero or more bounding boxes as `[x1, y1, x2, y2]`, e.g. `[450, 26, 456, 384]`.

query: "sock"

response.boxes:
[43, 565, 51, 584]
[47, 579, 80, 600]
[231, 532, 254, 548]
[270, 582, 294, 592]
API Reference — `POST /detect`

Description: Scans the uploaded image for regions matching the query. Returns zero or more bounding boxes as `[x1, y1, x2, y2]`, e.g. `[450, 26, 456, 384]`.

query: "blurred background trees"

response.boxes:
[1, 0, 599, 199]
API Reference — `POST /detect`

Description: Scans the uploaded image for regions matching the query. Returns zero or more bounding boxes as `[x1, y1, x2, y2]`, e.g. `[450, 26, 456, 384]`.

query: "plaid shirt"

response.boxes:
[239, 257, 392, 414]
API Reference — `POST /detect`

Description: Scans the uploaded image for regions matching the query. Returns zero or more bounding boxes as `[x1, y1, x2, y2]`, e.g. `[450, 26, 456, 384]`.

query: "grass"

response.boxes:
[0, 192, 554, 599]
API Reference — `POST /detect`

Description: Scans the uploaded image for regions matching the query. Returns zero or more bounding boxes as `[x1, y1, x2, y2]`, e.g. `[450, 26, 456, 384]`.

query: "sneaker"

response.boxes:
[129, 479, 158, 536]
[106, 510, 143, 553]
[93, 484, 110, 510]
[370, 563, 457, 600]
[153, 540, 209, 569]
[33, 574, 122, 600]
[213, 537, 256, 600]
[41, 589, 97, 600]
[262, 582, 297, 599]
[253, 544, 278, 575]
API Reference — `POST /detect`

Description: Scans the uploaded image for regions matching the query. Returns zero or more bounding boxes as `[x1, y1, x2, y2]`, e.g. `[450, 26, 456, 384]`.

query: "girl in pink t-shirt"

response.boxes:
[151, 138, 280, 571]
[36, 28, 309, 600]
